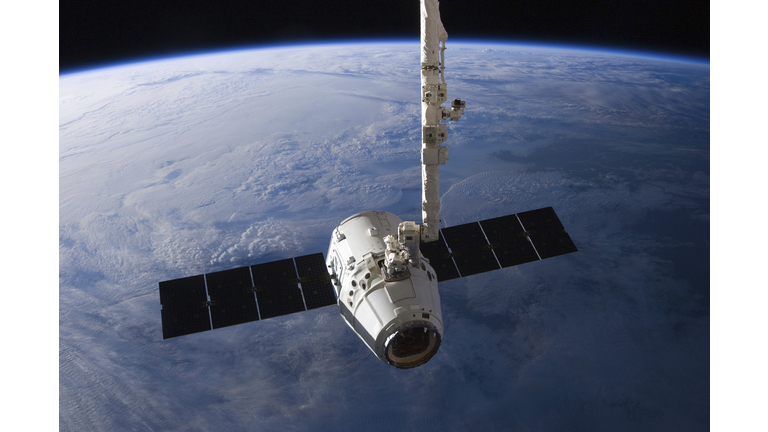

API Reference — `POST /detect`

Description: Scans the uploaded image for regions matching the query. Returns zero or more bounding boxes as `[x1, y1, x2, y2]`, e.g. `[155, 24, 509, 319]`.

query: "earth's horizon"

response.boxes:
[59, 39, 710, 78]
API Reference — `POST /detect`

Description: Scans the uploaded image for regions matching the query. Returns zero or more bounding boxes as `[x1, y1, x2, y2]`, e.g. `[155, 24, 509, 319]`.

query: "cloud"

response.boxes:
[210, 218, 304, 265]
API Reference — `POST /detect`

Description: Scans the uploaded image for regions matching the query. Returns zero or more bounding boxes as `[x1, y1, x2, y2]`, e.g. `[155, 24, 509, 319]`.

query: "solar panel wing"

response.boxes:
[295, 253, 337, 310]
[479, 214, 540, 267]
[441, 222, 501, 277]
[158, 253, 339, 338]
[516, 207, 578, 259]
[158, 275, 212, 339]
[419, 230, 460, 281]
[205, 266, 259, 329]
[251, 258, 306, 319]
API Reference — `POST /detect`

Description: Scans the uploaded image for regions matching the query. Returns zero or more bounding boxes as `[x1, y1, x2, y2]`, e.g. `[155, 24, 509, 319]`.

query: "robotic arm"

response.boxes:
[386, 0, 465, 273]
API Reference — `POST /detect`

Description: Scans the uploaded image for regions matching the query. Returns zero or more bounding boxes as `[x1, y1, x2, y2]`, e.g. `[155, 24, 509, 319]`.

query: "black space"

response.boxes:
[60, 0, 709, 73]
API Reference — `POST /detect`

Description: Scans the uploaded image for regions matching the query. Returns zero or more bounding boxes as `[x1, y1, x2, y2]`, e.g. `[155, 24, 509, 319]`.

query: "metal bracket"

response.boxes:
[422, 124, 447, 145]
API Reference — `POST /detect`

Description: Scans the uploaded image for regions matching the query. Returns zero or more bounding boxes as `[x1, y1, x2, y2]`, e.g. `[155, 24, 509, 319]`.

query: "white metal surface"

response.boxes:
[326, 211, 444, 368]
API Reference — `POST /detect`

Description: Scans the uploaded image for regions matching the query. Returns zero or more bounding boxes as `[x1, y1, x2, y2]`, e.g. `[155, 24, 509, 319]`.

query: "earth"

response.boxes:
[59, 41, 709, 431]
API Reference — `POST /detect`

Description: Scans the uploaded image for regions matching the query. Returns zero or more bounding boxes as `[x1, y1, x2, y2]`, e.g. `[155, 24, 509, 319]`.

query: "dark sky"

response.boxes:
[60, 0, 709, 72]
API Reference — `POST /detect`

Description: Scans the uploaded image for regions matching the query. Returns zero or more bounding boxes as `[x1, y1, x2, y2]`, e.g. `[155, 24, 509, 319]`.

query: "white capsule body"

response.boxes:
[326, 211, 444, 368]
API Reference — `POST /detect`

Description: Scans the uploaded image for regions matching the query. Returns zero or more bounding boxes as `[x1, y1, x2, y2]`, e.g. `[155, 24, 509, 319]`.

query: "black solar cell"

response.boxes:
[161, 305, 211, 339]
[255, 285, 306, 319]
[206, 266, 254, 301]
[419, 230, 460, 281]
[295, 253, 337, 309]
[516, 207, 564, 233]
[159, 274, 207, 306]
[210, 298, 260, 329]
[516, 207, 577, 259]
[159, 275, 211, 339]
[479, 214, 539, 267]
[251, 258, 297, 287]
[528, 231, 578, 259]
[441, 222, 500, 277]
[252, 258, 306, 319]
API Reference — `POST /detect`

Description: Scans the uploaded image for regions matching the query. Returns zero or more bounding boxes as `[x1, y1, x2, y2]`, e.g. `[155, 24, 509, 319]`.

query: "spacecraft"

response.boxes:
[158, 0, 577, 369]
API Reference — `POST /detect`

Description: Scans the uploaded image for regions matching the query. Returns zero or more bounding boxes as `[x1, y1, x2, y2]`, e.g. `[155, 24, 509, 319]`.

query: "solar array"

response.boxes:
[159, 253, 336, 339]
[420, 207, 578, 281]
[159, 207, 577, 339]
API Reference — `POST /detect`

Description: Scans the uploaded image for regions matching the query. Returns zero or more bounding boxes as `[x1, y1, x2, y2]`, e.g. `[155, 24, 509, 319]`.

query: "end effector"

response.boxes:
[441, 98, 466, 122]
